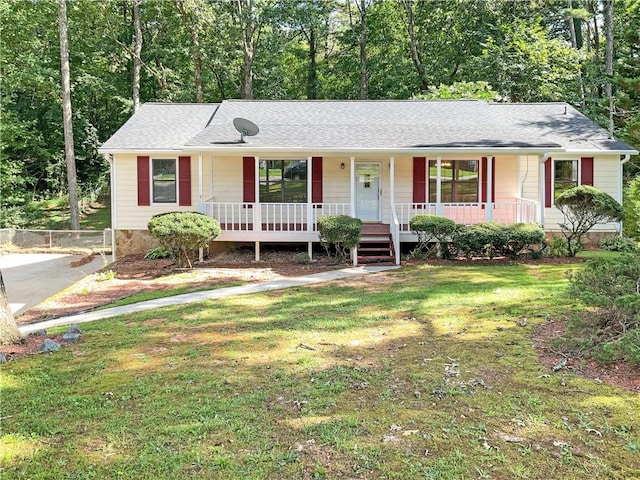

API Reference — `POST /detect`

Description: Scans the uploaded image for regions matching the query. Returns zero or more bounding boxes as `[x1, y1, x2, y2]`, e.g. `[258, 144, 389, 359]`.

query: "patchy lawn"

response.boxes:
[1, 263, 639, 479]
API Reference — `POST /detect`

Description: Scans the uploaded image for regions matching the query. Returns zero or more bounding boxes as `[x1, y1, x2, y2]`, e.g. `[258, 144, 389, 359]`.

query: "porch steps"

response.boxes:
[357, 223, 396, 265]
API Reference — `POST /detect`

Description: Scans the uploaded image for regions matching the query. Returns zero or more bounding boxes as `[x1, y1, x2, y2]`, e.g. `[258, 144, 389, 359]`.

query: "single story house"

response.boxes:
[99, 100, 638, 264]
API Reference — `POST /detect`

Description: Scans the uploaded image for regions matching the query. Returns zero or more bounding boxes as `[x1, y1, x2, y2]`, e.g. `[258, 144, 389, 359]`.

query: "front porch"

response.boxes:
[198, 198, 539, 264]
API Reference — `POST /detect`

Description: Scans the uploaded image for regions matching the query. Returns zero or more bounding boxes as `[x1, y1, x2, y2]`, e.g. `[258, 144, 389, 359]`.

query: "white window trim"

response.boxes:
[151, 157, 179, 205]
[552, 158, 580, 206]
[428, 158, 481, 204]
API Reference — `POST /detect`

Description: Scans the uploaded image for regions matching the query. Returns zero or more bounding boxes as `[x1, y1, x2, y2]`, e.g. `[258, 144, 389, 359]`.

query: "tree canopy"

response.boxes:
[1, 0, 638, 225]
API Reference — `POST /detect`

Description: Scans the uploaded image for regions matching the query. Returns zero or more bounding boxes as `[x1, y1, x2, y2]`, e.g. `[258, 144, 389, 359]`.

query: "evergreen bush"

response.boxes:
[317, 215, 362, 263]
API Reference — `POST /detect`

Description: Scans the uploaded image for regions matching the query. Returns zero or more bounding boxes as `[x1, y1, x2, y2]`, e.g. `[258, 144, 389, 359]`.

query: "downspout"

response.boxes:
[620, 154, 630, 235]
[108, 154, 117, 262]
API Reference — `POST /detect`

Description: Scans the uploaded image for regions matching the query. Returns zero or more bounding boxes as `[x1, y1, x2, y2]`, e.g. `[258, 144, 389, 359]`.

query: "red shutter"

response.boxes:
[481, 157, 488, 203]
[581, 157, 594, 186]
[311, 157, 323, 203]
[243, 156, 255, 202]
[413, 157, 426, 203]
[544, 158, 552, 208]
[137, 156, 150, 206]
[178, 156, 191, 206]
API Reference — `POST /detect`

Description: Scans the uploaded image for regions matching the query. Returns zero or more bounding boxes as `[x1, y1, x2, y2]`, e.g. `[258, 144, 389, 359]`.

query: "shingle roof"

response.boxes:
[100, 103, 218, 151]
[100, 100, 637, 153]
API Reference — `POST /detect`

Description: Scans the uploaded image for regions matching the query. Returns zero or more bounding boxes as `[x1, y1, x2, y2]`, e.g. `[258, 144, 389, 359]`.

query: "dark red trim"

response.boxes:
[178, 156, 191, 206]
[137, 156, 150, 206]
[413, 157, 426, 203]
[311, 157, 323, 203]
[243, 157, 255, 203]
[481, 157, 488, 203]
[581, 157, 594, 186]
[544, 158, 552, 208]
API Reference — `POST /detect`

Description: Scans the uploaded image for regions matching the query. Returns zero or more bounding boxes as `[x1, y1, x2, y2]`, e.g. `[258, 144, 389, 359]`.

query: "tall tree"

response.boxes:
[133, 0, 142, 112]
[177, 0, 204, 103]
[233, 0, 260, 100]
[399, 0, 429, 92]
[604, 0, 615, 136]
[0, 271, 21, 345]
[355, 0, 368, 99]
[57, 0, 80, 230]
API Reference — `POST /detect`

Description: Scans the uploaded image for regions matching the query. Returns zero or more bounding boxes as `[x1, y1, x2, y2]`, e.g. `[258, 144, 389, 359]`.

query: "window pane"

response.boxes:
[428, 160, 478, 203]
[259, 160, 307, 203]
[152, 159, 176, 203]
[554, 160, 578, 201]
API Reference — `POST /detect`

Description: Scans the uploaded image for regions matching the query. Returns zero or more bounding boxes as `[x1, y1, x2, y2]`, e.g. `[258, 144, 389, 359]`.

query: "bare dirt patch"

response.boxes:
[532, 320, 640, 393]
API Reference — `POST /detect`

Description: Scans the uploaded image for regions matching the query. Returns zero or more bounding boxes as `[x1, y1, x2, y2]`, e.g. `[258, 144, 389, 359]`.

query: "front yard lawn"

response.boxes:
[1, 262, 638, 479]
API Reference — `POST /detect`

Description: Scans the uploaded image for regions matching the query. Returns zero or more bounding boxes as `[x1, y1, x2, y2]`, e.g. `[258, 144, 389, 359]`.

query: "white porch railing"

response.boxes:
[198, 202, 351, 232]
[199, 199, 538, 234]
[396, 198, 539, 232]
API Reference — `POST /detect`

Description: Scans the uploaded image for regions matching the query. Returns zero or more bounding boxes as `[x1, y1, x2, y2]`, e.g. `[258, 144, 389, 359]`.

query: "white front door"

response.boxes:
[355, 162, 381, 221]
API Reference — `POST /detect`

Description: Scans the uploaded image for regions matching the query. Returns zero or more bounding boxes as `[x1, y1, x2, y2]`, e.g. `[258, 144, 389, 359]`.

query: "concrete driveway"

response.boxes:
[0, 253, 106, 315]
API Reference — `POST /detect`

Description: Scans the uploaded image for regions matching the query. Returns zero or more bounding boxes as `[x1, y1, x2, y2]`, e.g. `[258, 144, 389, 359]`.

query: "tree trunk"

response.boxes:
[358, 0, 368, 100]
[57, 0, 80, 231]
[307, 25, 318, 99]
[133, 0, 142, 112]
[400, 0, 429, 92]
[604, 0, 614, 136]
[177, 0, 204, 103]
[567, 0, 586, 109]
[0, 270, 21, 345]
[237, 0, 255, 100]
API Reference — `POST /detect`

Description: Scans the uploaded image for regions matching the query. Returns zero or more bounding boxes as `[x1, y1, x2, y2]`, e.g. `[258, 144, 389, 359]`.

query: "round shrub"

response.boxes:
[599, 235, 638, 253]
[409, 214, 458, 258]
[318, 215, 362, 263]
[148, 212, 221, 268]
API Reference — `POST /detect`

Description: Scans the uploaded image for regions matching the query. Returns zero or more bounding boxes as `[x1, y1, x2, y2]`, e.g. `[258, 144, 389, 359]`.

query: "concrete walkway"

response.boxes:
[19, 265, 398, 335]
[1, 253, 105, 315]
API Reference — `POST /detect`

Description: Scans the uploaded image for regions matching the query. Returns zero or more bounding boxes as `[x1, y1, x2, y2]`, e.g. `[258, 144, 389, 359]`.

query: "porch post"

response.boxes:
[436, 156, 443, 216]
[389, 156, 395, 205]
[307, 155, 313, 232]
[209, 154, 214, 200]
[254, 156, 261, 233]
[486, 155, 494, 222]
[350, 156, 356, 217]
[198, 153, 203, 203]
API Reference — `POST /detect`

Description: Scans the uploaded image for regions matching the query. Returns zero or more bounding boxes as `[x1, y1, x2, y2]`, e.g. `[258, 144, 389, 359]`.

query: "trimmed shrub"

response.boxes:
[600, 235, 638, 253]
[556, 185, 623, 257]
[502, 223, 545, 257]
[453, 222, 544, 259]
[568, 253, 640, 366]
[147, 212, 221, 268]
[409, 214, 457, 258]
[318, 215, 362, 263]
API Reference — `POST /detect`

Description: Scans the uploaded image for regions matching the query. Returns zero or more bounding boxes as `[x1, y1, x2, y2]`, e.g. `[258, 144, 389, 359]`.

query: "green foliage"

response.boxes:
[556, 185, 624, 257]
[415, 81, 502, 101]
[599, 235, 638, 253]
[568, 253, 640, 366]
[409, 214, 458, 258]
[0, 205, 46, 229]
[453, 222, 544, 259]
[549, 237, 575, 257]
[624, 176, 640, 239]
[317, 215, 362, 263]
[147, 212, 220, 268]
[144, 245, 174, 260]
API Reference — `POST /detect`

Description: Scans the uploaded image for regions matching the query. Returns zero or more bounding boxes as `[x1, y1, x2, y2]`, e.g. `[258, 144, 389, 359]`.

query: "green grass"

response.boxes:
[2, 263, 639, 479]
[25, 196, 111, 230]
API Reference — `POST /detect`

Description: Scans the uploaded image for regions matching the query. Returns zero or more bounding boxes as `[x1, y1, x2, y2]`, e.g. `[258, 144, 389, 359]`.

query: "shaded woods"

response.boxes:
[1, 0, 638, 225]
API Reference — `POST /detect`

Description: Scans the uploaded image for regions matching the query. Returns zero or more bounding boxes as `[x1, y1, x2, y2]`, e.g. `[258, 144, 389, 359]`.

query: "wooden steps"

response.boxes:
[357, 223, 396, 265]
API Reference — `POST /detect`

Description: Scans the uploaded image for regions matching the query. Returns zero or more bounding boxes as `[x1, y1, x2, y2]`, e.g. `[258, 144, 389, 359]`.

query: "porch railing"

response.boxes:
[198, 202, 350, 233]
[199, 199, 538, 234]
[396, 198, 539, 232]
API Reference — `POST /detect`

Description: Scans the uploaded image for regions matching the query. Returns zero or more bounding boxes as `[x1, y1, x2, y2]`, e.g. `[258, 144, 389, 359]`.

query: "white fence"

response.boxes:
[0, 228, 112, 251]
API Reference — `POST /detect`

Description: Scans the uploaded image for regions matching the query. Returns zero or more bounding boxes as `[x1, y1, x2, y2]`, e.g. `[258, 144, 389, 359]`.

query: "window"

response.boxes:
[554, 160, 578, 201]
[259, 160, 307, 203]
[428, 160, 479, 203]
[152, 158, 177, 203]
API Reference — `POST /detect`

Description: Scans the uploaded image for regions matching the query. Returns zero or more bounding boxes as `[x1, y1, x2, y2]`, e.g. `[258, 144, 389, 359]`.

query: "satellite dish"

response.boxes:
[233, 117, 259, 143]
